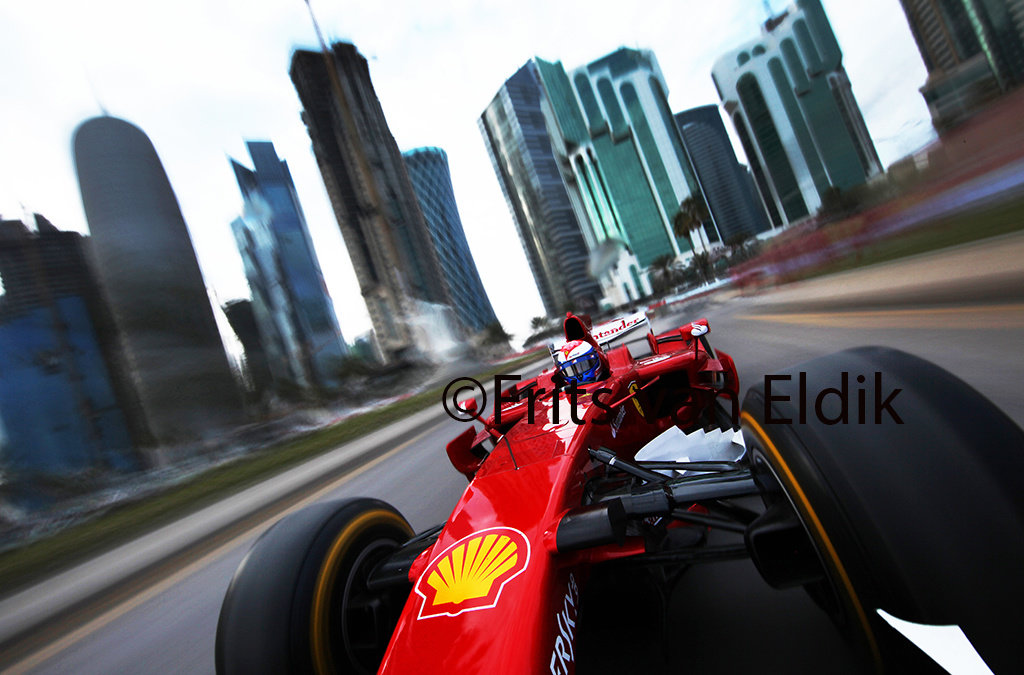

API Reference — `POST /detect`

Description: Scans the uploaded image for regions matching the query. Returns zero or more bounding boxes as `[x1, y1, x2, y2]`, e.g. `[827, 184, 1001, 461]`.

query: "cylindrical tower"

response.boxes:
[402, 147, 498, 335]
[74, 116, 242, 447]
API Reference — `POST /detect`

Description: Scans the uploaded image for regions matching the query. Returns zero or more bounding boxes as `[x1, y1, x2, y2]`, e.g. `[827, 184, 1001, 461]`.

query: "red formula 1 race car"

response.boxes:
[215, 313, 1024, 674]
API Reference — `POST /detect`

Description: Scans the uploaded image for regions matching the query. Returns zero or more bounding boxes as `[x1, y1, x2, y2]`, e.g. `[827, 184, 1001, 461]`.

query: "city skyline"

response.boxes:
[0, 0, 935, 344]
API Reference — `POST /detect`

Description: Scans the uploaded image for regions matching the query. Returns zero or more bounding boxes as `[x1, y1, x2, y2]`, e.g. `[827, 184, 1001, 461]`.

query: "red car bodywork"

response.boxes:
[379, 315, 739, 674]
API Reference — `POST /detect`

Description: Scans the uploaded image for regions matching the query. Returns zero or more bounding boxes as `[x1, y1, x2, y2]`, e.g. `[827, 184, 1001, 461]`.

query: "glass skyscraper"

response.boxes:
[712, 0, 882, 226]
[479, 61, 602, 316]
[533, 48, 703, 305]
[674, 105, 772, 244]
[402, 147, 498, 334]
[900, 0, 1024, 130]
[230, 141, 347, 396]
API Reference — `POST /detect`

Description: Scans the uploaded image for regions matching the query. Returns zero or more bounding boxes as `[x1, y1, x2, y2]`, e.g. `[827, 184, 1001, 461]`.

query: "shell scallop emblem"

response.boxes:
[415, 527, 530, 619]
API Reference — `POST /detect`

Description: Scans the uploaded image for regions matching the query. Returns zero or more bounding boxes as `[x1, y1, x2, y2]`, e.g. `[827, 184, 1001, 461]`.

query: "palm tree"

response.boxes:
[482, 321, 512, 346]
[673, 194, 710, 257]
[530, 316, 549, 332]
[648, 253, 677, 293]
[687, 250, 714, 286]
[673, 194, 713, 285]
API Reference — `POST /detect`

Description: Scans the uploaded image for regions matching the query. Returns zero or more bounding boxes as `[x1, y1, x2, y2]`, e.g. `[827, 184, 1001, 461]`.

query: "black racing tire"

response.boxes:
[741, 347, 1024, 673]
[215, 498, 414, 675]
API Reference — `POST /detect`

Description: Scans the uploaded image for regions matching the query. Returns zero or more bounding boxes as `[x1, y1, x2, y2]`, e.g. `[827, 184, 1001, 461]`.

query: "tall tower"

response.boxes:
[402, 147, 498, 334]
[74, 116, 243, 447]
[290, 43, 452, 361]
[899, 0, 1024, 131]
[712, 0, 882, 226]
[479, 62, 602, 316]
[532, 48, 705, 305]
[230, 140, 347, 395]
[674, 105, 772, 244]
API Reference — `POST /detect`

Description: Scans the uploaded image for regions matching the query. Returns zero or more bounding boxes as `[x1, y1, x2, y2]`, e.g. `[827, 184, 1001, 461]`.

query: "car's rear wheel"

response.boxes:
[741, 347, 1024, 673]
[215, 498, 413, 675]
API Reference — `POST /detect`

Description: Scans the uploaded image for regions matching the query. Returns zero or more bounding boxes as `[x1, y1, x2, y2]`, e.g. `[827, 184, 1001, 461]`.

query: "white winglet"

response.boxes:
[634, 426, 745, 476]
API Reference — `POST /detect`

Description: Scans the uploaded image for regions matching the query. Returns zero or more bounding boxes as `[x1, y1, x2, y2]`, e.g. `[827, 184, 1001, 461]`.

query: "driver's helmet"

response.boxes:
[555, 339, 603, 384]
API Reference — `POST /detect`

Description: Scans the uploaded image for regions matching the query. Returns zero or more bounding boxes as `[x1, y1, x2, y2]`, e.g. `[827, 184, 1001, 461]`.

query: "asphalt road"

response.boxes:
[8, 292, 1023, 674]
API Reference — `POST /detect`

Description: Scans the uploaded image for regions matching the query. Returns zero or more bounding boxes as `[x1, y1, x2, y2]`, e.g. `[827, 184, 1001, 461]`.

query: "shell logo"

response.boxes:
[414, 527, 530, 619]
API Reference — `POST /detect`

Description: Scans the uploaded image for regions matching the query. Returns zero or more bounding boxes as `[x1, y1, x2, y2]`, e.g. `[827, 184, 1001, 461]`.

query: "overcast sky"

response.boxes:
[0, 0, 934, 346]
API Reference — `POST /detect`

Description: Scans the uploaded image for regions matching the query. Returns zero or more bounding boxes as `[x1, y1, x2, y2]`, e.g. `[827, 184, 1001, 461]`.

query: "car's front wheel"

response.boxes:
[215, 498, 413, 675]
[742, 347, 1024, 673]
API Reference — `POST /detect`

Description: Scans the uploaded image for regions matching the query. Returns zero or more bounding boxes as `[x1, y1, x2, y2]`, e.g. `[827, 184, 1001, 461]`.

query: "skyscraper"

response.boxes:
[479, 62, 602, 316]
[900, 0, 1024, 130]
[533, 48, 704, 305]
[230, 141, 347, 396]
[674, 105, 772, 244]
[290, 43, 452, 361]
[0, 216, 142, 476]
[74, 116, 243, 446]
[402, 147, 498, 334]
[712, 0, 883, 226]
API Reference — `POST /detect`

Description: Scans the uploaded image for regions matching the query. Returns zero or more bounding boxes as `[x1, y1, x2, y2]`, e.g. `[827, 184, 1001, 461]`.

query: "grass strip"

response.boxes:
[0, 352, 542, 596]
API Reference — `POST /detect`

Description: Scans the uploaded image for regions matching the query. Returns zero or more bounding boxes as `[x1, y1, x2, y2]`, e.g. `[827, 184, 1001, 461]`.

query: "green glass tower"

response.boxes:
[900, 0, 1024, 130]
[533, 48, 704, 305]
[712, 0, 882, 226]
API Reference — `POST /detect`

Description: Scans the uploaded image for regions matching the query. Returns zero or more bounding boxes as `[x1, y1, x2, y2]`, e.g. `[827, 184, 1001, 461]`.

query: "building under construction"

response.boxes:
[290, 43, 453, 361]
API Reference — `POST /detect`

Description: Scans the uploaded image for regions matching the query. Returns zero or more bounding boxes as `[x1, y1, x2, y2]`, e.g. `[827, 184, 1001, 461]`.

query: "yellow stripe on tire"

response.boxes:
[310, 510, 413, 675]
[741, 411, 881, 667]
